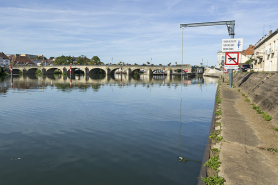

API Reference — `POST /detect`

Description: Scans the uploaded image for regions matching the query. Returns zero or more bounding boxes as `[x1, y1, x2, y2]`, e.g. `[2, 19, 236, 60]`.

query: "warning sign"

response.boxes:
[225, 52, 239, 65]
[223, 66, 228, 73]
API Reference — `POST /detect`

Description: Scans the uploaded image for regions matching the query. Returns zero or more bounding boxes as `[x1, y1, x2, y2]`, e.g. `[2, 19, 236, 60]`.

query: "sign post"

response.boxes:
[222, 38, 243, 88]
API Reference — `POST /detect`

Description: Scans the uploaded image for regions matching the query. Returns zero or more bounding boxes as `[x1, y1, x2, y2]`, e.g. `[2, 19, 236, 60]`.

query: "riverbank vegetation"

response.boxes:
[201, 77, 225, 185]
[0, 67, 7, 76]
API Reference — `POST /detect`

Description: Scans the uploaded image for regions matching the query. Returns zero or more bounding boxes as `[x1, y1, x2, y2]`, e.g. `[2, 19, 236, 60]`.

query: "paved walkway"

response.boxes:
[217, 83, 278, 185]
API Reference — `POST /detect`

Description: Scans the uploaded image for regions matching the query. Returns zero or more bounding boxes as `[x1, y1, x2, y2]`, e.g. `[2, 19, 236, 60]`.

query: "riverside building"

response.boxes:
[252, 29, 278, 72]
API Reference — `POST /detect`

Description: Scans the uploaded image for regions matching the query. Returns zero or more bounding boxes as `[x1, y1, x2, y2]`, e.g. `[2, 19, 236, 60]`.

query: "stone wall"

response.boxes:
[233, 72, 278, 125]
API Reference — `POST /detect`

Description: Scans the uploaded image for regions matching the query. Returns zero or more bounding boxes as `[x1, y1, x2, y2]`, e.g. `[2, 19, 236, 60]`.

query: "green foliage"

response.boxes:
[91, 56, 102, 65]
[54, 55, 74, 65]
[245, 98, 250, 102]
[262, 113, 272, 121]
[77, 55, 90, 65]
[54, 69, 62, 74]
[251, 103, 272, 121]
[241, 93, 245, 96]
[210, 148, 220, 153]
[215, 110, 222, 116]
[215, 122, 221, 127]
[238, 89, 240, 92]
[274, 127, 278, 131]
[232, 83, 236, 87]
[201, 175, 225, 185]
[216, 90, 221, 104]
[267, 148, 278, 152]
[0, 67, 6, 76]
[245, 59, 252, 64]
[35, 69, 42, 74]
[209, 133, 223, 141]
[204, 156, 221, 172]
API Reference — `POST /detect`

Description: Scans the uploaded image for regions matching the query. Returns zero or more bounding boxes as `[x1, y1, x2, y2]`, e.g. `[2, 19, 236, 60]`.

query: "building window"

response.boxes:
[221, 56, 224, 59]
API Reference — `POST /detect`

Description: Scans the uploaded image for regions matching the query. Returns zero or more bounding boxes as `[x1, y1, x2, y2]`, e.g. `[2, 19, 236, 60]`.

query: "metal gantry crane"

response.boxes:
[180, 20, 235, 88]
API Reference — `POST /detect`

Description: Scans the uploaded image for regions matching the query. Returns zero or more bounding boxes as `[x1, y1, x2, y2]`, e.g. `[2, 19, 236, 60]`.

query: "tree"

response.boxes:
[91, 56, 101, 65]
[245, 59, 252, 64]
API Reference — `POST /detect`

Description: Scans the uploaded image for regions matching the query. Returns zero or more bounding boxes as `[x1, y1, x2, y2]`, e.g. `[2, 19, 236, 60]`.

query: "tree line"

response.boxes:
[54, 55, 102, 65]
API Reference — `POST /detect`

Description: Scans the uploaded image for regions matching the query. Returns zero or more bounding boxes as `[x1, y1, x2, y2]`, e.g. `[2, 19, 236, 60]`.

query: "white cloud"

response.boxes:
[0, 0, 278, 65]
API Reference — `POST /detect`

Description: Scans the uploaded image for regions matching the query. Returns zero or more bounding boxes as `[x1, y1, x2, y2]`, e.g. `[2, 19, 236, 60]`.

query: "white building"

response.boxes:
[0, 52, 10, 67]
[252, 29, 278, 72]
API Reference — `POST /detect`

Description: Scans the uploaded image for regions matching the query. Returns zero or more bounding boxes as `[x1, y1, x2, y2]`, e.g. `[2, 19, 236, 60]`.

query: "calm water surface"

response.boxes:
[0, 74, 218, 185]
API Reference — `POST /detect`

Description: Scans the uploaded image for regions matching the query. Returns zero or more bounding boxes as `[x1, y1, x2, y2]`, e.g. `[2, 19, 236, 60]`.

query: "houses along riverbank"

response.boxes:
[199, 72, 278, 185]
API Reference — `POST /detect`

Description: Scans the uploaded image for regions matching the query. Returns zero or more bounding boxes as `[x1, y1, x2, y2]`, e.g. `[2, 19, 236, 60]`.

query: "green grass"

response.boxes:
[215, 122, 222, 127]
[204, 156, 221, 172]
[209, 133, 223, 141]
[238, 89, 240, 92]
[245, 98, 250, 102]
[262, 113, 272, 121]
[242, 93, 245, 96]
[201, 175, 225, 185]
[215, 110, 222, 116]
[232, 83, 236, 87]
[267, 148, 278, 152]
[210, 148, 220, 153]
[274, 127, 278, 131]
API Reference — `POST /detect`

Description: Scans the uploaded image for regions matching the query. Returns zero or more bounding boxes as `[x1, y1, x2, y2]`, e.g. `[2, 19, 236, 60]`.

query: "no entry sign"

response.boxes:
[225, 52, 239, 65]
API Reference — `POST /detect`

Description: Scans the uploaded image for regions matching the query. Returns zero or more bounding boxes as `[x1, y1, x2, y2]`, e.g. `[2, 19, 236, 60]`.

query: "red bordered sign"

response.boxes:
[223, 66, 228, 73]
[225, 52, 239, 65]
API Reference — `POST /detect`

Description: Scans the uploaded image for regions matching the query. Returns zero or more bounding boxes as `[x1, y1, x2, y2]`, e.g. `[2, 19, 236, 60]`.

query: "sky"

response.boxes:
[1, 0, 278, 66]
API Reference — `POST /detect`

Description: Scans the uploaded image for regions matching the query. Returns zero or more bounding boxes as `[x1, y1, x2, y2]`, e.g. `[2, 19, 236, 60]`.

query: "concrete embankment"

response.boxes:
[233, 72, 278, 125]
[198, 73, 278, 185]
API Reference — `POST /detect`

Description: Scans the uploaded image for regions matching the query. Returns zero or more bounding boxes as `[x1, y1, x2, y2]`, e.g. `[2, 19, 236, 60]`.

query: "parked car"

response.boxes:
[240, 64, 250, 72]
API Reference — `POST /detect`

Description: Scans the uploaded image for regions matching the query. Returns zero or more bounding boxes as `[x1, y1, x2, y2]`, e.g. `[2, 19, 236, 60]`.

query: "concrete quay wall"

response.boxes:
[233, 72, 278, 126]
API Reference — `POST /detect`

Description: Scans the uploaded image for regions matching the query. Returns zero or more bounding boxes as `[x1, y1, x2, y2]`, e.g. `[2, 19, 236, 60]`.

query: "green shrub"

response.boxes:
[267, 148, 278, 152]
[201, 175, 225, 185]
[262, 113, 272, 121]
[215, 110, 222, 116]
[210, 148, 220, 153]
[274, 127, 278, 131]
[204, 156, 221, 172]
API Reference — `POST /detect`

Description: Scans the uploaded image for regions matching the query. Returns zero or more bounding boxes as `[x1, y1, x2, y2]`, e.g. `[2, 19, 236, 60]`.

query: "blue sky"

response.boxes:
[1, 0, 278, 65]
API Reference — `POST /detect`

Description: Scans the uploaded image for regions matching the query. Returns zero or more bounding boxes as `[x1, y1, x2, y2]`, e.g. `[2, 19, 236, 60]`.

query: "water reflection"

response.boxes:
[0, 74, 218, 95]
[0, 73, 218, 185]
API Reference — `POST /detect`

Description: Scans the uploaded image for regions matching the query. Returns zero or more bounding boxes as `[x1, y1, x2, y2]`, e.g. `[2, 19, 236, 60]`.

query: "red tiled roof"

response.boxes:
[0, 52, 9, 59]
[15, 56, 35, 64]
[242, 45, 255, 56]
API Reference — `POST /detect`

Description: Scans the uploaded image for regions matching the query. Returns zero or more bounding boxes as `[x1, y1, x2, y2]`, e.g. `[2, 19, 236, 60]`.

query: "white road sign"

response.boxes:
[224, 65, 238, 69]
[222, 38, 243, 52]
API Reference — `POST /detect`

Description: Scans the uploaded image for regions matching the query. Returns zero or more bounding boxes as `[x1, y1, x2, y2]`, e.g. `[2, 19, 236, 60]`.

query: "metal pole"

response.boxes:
[229, 34, 234, 88]
[182, 28, 184, 77]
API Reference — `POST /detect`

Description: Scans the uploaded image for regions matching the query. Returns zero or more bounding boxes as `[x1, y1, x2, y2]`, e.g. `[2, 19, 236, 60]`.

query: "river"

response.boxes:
[0, 74, 218, 185]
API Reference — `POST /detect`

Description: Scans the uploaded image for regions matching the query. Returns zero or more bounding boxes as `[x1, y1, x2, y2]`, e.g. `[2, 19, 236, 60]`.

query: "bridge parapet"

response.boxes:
[12, 65, 193, 75]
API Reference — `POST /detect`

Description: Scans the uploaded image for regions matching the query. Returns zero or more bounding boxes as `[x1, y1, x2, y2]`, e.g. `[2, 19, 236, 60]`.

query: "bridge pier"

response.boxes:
[126, 68, 131, 75]
[106, 68, 111, 75]
[146, 69, 153, 76]
[166, 69, 172, 76]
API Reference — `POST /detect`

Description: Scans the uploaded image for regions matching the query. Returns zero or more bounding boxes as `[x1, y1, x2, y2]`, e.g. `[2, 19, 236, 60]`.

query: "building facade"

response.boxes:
[252, 29, 278, 72]
[0, 52, 10, 67]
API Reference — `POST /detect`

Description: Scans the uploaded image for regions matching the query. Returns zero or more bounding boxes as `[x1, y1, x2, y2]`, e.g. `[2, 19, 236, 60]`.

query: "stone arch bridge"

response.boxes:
[11, 65, 192, 75]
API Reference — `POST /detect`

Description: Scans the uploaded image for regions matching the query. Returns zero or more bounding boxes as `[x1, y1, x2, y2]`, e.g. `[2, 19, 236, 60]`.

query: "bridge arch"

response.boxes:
[27, 67, 39, 74]
[89, 68, 106, 75]
[46, 67, 61, 74]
